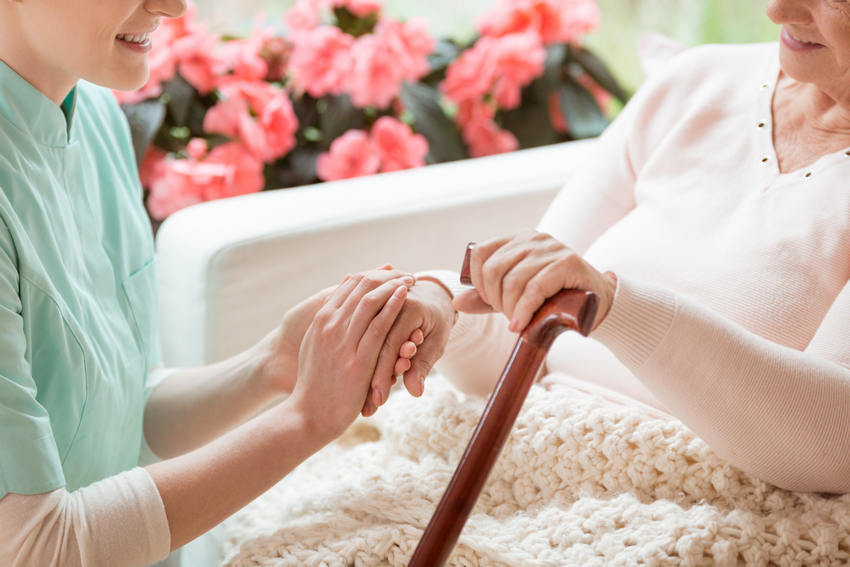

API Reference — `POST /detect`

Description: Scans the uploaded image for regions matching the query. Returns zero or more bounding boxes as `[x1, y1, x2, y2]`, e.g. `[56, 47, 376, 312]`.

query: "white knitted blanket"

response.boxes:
[220, 376, 850, 566]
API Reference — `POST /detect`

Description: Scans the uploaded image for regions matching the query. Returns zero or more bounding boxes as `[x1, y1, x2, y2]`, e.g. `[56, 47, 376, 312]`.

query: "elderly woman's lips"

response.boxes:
[781, 29, 825, 52]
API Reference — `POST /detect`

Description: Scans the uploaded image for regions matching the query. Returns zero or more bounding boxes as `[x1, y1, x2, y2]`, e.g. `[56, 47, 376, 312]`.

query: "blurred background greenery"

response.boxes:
[194, 0, 779, 92]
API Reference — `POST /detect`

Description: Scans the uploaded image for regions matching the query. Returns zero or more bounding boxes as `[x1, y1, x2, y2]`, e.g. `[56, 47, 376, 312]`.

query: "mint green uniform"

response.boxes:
[0, 60, 161, 499]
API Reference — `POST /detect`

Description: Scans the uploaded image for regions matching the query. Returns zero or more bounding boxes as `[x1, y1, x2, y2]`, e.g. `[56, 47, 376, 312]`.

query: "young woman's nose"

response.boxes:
[145, 0, 187, 19]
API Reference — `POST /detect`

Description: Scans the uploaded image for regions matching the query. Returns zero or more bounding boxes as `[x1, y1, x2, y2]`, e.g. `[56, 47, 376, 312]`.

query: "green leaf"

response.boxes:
[419, 39, 463, 86]
[567, 46, 630, 104]
[269, 147, 322, 188]
[498, 98, 561, 149]
[292, 95, 319, 130]
[399, 82, 467, 163]
[162, 73, 197, 126]
[428, 39, 462, 73]
[558, 76, 609, 139]
[319, 94, 366, 148]
[120, 100, 166, 167]
[333, 6, 378, 37]
[531, 44, 567, 103]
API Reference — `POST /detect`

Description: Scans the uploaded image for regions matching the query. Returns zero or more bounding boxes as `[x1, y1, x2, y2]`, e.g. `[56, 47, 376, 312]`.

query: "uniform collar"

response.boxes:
[0, 58, 77, 148]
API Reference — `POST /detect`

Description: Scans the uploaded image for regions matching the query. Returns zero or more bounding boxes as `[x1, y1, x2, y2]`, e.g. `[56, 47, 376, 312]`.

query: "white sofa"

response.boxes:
[152, 139, 594, 566]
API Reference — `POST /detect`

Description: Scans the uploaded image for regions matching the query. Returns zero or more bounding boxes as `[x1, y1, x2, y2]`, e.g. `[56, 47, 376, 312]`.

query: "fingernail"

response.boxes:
[418, 375, 426, 395]
[509, 319, 518, 332]
[372, 388, 382, 406]
[402, 276, 415, 286]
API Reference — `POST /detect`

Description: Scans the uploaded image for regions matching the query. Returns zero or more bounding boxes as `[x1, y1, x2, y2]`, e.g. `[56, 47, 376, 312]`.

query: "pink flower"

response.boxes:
[453, 98, 517, 157]
[285, 0, 325, 35]
[333, 0, 382, 17]
[443, 33, 544, 109]
[146, 142, 264, 220]
[218, 34, 269, 83]
[442, 43, 497, 104]
[288, 26, 354, 98]
[461, 117, 519, 158]
[316, 130, 381, 181]
[379, 19, 434, 80]
[347, 20, 434, 108]
[370, 117, 428, 172]
[146, 159, 206, 220]
[172, 27, 224, 94]
[478, 0, 600, 45]
[203, 142, 266, 199]
[204, 81, 298, 162]
[489, 33, 546, 108]
[456, 98, 496, 125]
[139, 146, 169, 189]
[186, 138, 208, 159]
[559, 0, 601, 44]
[347, 34, 399, 108]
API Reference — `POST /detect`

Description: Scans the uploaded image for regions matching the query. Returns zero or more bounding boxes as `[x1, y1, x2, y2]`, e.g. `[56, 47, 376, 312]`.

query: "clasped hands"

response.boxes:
[260, 231, 617, 432]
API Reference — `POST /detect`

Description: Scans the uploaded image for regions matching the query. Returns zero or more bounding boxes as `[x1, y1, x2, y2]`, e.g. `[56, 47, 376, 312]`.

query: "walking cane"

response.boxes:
[408, 243, 598, 567]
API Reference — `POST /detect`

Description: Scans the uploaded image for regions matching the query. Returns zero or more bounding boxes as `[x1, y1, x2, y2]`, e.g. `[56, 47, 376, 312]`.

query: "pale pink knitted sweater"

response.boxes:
[434, 42, 850, 493]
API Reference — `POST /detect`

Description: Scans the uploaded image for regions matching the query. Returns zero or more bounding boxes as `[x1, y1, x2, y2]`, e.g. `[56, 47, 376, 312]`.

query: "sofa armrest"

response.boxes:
[155, 140, 594, 366]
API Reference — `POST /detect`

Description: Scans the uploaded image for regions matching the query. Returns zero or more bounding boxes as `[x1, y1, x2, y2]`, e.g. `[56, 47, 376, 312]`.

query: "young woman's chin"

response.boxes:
[98, 67, 149, 93]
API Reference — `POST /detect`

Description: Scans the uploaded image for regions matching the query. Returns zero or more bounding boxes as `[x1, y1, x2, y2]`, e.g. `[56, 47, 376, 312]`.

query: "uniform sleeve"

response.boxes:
[592, 276, 850, 493]
[0, 217, 64, 498]
[0, 467, 171, 567]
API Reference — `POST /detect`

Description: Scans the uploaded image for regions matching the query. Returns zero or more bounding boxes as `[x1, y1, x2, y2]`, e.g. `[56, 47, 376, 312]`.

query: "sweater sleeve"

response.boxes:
[536, 65, 643, 253]
[0, 467, 171, 567]
[592, 276, 850, 493]
[418, 67, 651, 395]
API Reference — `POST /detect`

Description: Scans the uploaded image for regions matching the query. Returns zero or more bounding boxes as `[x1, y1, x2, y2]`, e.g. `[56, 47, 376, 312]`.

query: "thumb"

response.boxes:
[453, 289, 495, 314]
[402, 332, 447, 397]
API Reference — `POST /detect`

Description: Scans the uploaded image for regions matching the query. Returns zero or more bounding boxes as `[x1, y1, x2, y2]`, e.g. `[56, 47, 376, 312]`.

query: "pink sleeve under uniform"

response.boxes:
[431, 42, 850, 494]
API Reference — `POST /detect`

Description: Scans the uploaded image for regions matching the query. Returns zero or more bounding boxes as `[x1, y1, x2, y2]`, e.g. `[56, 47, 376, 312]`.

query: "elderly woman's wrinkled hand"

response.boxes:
[362, 278, 456, 416]
[454, 231, 617, 333]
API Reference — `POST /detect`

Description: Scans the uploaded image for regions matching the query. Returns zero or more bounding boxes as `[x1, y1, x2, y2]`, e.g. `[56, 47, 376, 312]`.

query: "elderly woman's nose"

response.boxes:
[145, 0, 187, 18]
[766, 0, 814, 25]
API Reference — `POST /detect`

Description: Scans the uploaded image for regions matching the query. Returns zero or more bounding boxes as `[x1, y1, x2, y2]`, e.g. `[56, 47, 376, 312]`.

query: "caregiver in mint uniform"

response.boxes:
[0, 1, 423, 565]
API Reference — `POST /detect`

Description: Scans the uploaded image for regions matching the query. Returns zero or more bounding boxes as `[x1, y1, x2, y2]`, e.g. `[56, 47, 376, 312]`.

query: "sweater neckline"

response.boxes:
[757, 46, 850, 183]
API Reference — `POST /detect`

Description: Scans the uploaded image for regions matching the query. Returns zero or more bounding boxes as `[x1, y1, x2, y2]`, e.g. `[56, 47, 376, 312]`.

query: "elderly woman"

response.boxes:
[369, 0, 850, 495]
[0, 0, 426, 565]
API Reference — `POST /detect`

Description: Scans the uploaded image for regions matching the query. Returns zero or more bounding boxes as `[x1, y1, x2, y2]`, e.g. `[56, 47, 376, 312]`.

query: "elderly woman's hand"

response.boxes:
[454, 231, 617, 333]
[363, 278, 456, 416]
[256, 266, 417, 397]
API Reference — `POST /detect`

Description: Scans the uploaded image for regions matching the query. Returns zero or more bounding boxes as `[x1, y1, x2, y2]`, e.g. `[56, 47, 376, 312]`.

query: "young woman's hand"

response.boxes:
[256, 266, 419, 397]
[286, 272, 412, 442]
[453, 231, 617, 333]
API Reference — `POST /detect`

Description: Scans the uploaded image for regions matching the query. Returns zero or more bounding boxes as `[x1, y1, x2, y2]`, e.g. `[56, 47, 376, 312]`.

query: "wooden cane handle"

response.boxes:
[408, 245, 598, 566]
